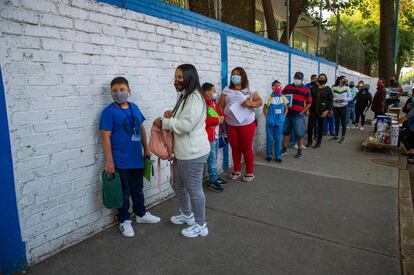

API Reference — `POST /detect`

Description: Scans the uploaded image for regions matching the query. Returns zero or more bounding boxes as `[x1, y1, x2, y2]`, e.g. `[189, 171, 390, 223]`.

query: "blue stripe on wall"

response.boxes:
[220, 33, 229, 170]
[0, 67, 27, 274]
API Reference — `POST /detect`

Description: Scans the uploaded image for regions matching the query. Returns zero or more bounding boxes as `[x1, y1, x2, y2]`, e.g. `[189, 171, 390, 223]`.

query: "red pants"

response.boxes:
[226, 121, 256, 174]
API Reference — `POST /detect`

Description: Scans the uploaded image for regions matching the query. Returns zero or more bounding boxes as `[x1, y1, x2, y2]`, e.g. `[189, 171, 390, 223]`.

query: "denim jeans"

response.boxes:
[207, 140, 219, 183]
[348, 102, 356, 125]
[266, 125, 283, 159]
[117, 168, 146, 223]
[283, 114, 305, 138]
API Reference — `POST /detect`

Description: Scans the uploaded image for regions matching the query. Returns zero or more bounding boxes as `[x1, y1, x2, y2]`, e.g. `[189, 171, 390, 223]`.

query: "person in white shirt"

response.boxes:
[153, 64, 210, 238]
[330, 76, 352, 144]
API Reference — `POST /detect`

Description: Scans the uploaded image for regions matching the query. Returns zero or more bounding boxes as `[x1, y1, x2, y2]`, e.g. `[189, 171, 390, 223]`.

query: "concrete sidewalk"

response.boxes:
[26, 127, 401, 275]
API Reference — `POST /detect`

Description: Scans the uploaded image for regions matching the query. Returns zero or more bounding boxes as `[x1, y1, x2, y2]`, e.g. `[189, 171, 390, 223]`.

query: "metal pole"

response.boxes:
[335, 8, 340, 77]
[394, 0, 400, 72]
[287, 0, 290, 47]
[316, 0, 323, 55]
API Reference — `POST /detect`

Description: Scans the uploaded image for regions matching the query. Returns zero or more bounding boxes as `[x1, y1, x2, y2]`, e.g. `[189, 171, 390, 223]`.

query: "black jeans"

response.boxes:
[334, 106, 347, 137]
[355, 107, 366, 126]
[117, 168, 146, 223]
[308, 112, 325, 144]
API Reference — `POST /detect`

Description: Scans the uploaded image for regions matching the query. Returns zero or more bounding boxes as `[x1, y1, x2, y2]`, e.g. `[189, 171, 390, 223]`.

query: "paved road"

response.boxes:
[26, 126, 401, 275]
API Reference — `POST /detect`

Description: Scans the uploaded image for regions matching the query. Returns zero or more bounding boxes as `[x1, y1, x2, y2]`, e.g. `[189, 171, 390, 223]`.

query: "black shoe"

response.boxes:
[281, 147, 287, 156]
[294, 150, 302, 159]
[266, 157, 272, 162]
[305, 142, 312, 148]
[338, 137, 345, 144]
[329, 136, 339, 141]
[312, 143, 321, 149]
[217, 178, 227, 185]
[275, 159, 282, 163]
[208, 182, 224, 192]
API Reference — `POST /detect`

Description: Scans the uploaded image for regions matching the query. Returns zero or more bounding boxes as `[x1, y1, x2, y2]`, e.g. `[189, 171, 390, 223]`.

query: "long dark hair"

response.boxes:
[172, 64, 203, 115]
[229, 67, 249, 90]
[334, 75, 346, 86]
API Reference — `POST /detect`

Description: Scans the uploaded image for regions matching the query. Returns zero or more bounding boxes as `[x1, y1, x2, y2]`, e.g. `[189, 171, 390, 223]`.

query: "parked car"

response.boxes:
[403, 85, 412, 96]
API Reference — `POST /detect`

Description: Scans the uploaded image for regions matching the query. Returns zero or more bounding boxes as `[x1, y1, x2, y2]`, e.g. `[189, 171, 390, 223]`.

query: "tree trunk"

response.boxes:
[261, 0, 278, 41]
[280, 0, 307, 45]
[221, 0, 256, 32]
[379, 0, 395, 86]
[189, 0, 215, 19]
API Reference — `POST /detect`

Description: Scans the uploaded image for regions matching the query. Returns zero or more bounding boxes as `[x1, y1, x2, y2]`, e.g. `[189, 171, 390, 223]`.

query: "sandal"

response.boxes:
[227, 172, 241, 180]
[242, 174, 255, 182]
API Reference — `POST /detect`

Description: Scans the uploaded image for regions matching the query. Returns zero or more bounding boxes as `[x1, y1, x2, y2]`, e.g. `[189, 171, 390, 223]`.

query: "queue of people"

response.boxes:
[99, 63, 409, 239]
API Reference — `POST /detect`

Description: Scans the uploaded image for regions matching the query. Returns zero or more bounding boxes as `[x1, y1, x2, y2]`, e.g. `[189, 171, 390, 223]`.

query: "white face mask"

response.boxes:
[293, 79, 302, 86]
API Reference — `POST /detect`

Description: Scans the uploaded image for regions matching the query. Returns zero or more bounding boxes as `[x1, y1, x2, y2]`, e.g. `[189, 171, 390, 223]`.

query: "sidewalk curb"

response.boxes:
[399, 167, 414, 274]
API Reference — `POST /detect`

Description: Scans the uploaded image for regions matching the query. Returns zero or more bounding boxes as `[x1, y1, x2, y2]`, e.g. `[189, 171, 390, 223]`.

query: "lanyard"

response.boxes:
[116, 103, 136, 133]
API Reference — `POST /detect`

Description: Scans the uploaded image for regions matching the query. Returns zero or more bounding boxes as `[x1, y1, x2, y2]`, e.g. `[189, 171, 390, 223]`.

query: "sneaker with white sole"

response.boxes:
[170, 210, 195, 225]
[360, 126, 364, 131]
[119, 220, 134, 237]
[136, 211, 161, 224]
[181, 223, 209, 238]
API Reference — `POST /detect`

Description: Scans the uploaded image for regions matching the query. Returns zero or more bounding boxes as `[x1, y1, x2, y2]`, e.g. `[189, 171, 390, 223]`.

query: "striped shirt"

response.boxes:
[282, 84, 312, 116]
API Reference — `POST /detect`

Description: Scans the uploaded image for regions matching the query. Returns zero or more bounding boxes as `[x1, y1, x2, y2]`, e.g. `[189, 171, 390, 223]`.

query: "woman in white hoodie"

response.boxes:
[153, 64, 210, 238]
[330, 76, 352, 144]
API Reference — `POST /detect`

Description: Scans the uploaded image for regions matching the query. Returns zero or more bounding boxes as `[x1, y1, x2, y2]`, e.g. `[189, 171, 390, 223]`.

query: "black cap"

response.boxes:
[294, 72, 304, 80]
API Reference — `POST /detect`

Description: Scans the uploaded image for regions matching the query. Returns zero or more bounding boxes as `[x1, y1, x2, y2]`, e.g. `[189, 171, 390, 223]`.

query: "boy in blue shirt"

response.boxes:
[263, 80, 288, 162]
[100, 77, 161, 238]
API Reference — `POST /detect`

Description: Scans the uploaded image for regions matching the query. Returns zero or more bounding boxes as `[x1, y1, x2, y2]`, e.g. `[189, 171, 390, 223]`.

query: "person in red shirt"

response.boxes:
[203, 83, 225, 192]
[281, 72, 312, 159]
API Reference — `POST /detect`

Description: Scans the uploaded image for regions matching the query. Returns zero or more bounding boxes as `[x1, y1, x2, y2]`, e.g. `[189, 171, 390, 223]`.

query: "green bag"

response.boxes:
[143, 158, 154, 182]
[101, 170, 123, 209]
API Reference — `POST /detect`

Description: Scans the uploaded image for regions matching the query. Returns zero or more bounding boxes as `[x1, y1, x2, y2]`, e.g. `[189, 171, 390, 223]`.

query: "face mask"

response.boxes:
[212, 93, 218, 100]
[231, 75, 242, 85]
[317, 79, 327, 85]
[174, 80, 184, 92]
[112, 91, 129, 104]
[293, 79, 302, 86]
[349, 85, 354, 88]
[273, 86, 282, 95]
[390, 79, 395, 84]
[343, 80, 348, 86]
[363, 88, 369, 92]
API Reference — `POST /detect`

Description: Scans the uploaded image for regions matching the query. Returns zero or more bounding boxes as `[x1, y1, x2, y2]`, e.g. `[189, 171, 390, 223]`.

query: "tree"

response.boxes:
[261, 0, 278, 41]
[379, 0, 395, 85]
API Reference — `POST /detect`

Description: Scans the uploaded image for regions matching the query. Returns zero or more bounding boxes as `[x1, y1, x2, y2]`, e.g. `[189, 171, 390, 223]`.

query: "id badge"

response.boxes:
[275, 109, 282, 114]
[131, 134, 140, 142]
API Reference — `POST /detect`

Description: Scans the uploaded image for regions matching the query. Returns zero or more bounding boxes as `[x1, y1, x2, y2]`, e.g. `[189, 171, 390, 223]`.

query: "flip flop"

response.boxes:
[227, 172, 241, 180]
[242, 175, 255, 182]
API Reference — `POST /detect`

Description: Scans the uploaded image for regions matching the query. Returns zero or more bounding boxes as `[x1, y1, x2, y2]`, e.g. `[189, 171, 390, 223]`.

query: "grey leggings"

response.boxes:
[173, 154, 209, 225]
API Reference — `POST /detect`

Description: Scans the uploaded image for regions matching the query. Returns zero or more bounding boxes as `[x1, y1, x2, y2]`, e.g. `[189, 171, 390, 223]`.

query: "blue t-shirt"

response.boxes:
[99, 102, 145, 169]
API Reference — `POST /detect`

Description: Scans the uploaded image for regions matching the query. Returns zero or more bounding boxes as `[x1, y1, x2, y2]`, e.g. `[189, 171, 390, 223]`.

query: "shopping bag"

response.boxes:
[101, 170, 123, 209]
[144, 158, 154, 182]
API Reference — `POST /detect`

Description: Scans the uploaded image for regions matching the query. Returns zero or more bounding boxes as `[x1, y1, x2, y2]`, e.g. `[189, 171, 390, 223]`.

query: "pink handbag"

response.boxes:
[149, 124, 174, 189]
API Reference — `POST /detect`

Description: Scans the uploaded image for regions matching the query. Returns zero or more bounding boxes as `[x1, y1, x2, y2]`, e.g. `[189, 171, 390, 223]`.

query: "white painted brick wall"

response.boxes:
[291, 54, 318, 84]
[0, 0, 376, 266]
[0, 0, 221, 264]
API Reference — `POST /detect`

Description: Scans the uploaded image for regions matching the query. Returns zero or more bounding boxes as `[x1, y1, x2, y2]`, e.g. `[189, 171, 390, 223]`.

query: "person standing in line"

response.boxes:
[153, 64, 211, 238]
[218, 67, 263, 182]
[306, 73, 333, 148]
[281, 72, 312, 159]
[330, 76, 352, 144]
[348, 81, 359, 128]
[353, 83, 372, 131]
[263, 80, 288, 162]
[371, 79, 387, 119]
[388, 75, 404, 107]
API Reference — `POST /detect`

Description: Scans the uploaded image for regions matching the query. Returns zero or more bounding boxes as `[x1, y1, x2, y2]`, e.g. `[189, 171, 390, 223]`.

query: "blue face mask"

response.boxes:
[212, 93, 218, 100]
[112, 91, 129, 104]
[231, 75, 242, 85]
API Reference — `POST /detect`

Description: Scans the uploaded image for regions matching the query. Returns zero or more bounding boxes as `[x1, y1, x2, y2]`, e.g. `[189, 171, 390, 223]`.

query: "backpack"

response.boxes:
[149, 124, 173, 160]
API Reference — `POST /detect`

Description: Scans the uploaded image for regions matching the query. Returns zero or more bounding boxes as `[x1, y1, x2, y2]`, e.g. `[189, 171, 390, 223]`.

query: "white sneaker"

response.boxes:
[170, 210, 195, 225]
[295, 144, 307, 150]
[181, 223, 209, 238]
[360, 127, 364, 131]
[136, 211, 161, 224]
[119, 220, 134, 237]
